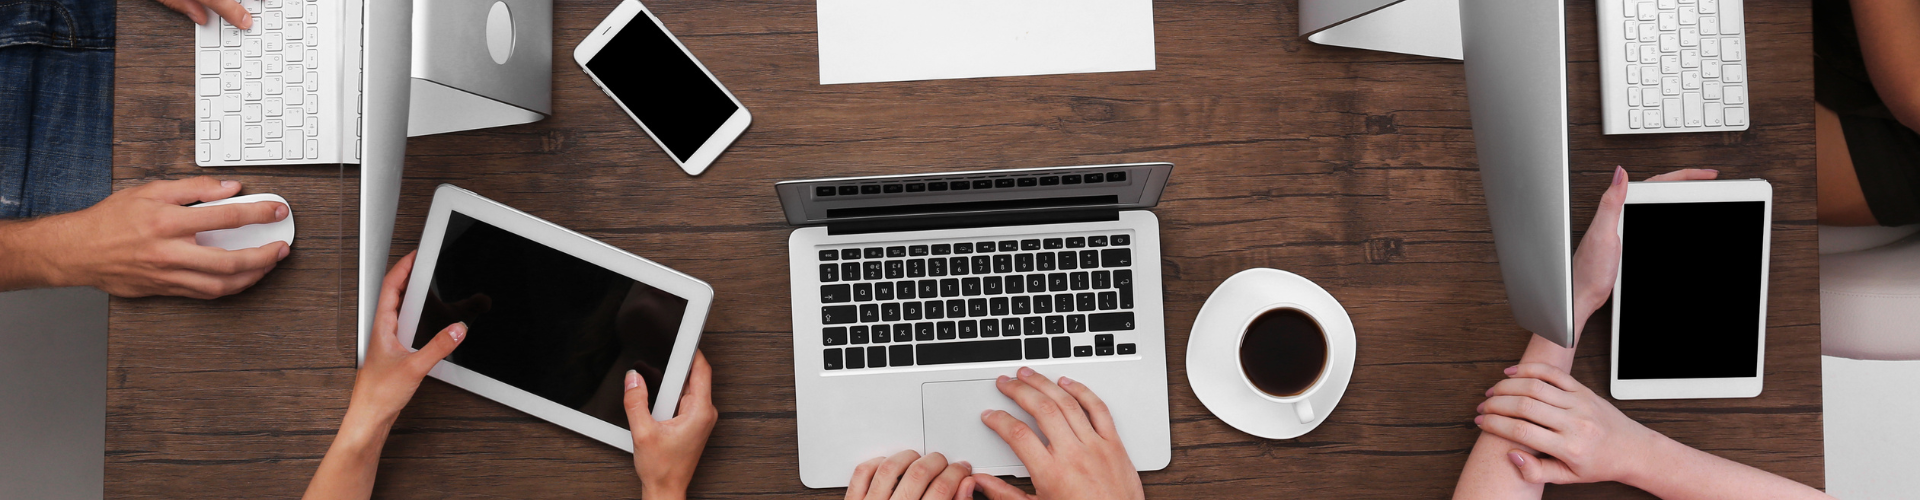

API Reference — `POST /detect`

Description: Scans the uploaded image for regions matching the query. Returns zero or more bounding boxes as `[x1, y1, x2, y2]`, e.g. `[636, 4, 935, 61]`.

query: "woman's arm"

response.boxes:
[1851, 0, 1920, 133]
[302, 252, 467, 500]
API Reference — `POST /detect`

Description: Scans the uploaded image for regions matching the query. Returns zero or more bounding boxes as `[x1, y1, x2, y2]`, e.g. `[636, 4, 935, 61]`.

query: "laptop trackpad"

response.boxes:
[921, 379, 1047, 469]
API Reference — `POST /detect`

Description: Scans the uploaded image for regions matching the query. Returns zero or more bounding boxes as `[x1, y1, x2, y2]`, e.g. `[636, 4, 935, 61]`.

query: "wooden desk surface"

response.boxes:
[109, 0, 1820, 497]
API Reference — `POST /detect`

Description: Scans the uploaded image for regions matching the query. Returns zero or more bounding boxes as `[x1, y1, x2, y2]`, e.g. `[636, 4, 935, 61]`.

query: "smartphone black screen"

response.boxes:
[414, 212, 690, 429]
[1616, 201, 1766, 380]
[585, 12, 739, 162]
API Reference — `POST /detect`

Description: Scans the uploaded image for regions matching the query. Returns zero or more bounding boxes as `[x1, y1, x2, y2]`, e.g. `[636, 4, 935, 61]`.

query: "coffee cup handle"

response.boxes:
[1293, 399, 1316, 423]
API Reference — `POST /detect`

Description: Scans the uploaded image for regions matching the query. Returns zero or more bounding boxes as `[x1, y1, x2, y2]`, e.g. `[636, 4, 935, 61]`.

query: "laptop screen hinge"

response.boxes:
[825, 209, 1122, 235]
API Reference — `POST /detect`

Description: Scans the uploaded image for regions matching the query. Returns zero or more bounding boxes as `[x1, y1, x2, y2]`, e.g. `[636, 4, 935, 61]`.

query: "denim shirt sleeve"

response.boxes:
[0, 0, 113, 219]
[0, 0, 114, 50]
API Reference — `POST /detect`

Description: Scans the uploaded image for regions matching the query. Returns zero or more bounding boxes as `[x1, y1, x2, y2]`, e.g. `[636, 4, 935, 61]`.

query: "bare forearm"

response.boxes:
[1625, 435, 1834, 500]
[302, 410, 394, 500]
[0, 218, 67, 291]
[1851, 0, 1920, 132]
[1454, 308, 1591, 499]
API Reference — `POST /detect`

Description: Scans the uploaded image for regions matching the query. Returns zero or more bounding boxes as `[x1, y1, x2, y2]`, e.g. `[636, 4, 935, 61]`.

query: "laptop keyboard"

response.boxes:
[816, 233, 1141, 372]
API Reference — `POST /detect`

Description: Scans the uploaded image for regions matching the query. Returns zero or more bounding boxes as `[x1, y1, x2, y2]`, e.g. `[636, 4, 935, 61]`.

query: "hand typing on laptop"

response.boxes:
[847, 367, 1146, 500]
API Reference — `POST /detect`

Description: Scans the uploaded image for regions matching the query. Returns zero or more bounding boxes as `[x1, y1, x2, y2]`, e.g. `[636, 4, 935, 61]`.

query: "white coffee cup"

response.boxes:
[1232, 304, 1332, 424]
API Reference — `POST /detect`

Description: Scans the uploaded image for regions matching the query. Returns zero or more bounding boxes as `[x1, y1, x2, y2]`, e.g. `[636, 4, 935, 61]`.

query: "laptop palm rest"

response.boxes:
[921, 379, 1048, 468]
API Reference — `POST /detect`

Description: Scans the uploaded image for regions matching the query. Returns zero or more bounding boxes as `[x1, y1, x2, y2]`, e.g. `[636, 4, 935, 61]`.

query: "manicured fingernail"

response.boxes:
[981, 409, 994, 419]
[997, 375, 1009, 383]
[1504, 366, 1519, 375]
[1018, 367, 1035, 377]
[956, 461, 971, 468]
[1476, 402, 1486, 413]
[1474, 415, 1485, 425]
[449, 322, 466, 342]
[1058, 376, 1074, 386]
[1485, 387, 1493, 397]
[626, 370, 640, 390]
[1612, 166, 1626, 186]
[1509, 452, 1527, 467]
[1703, 168, 1720, 174]
[221, 180, 239, 189]
[277, 244, 290, 259]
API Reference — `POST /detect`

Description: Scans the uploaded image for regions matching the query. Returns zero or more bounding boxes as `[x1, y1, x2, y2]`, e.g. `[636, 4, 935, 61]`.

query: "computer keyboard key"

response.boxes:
[1083, 173, 1104, 184]
[1048, 273, 1069, 292]
[823, 327, 848, 346]
[1024, 317, 1044, 336]
[962, 278, 980, 296]
[823, 348, 843, 370]
[972, 256, 991, 274]
[891, 345, 915, 366]
[1057, 251, 1078, 270]
[823, 305, 858, 325]
[993, 255, 1013, 274]
[850, 326, 869, 345]
[886, 246, 906, 258]
[975, 241, 995, 253]
[1077, 293, 1096, 312]
[1101, 249, 1133, 267]
[1054, 294, 1074, 313]
[854, 283, 872, 302]
[1052, 337, 1072, 358]
[910, 245, 929, 256]
[885, 260, 904, 279]
[1046, 316, 1066, 334]
[1074, 346, 1093, 357]
[1025, 338, 1050, 360]
[1092, 270, 1111, 289]
[1003, 318, 1022, 336]
[1036, 252, 1055, 271]
[916, 322, 936, 341]
[1089, 236, 1108, 247]
[983, 277, 1002, 295]
[842, 263, 860, 281]
[1098, 292, 1118, 310]
[1095, 334, 1114, 347]
[924, 300, 945, 319]
[1071, 272, 1089, 290]
[954, 243, 973, 254]
[1068, 315, 1087, 333]
[882, 303, 900, 322]
[1066, 237, 1086, 248]
[1090, 312, 1136, 332]
[969, 299, 988, 317]
[1096, 346, 1114, 356]
[959, 320, 978, 339]
[919, 280, 940, 298]
[936, 321, 957, 340]
[1012, 295, 1031, 315]
[1107, 172, 1126, 183]
[998, 241, 1018, 252]
[868, 346, 888, 368]
[903, 301, 923, 321]
[947, 300, 967, 318]
[1014, 254, 1034, 273]
[1005, 275, 1025, 294]
[1079, 250, 1099, 268]
[821, 284, 850, 302]
[842, 351, 864, 369]
[929, 258, 947, 277]
[1033, 295, 1053, 314]
[859, 304, 879, 323]
[820, 250, 841, 262]
[1021, 239, 1042, 250]
[949, 257, 969, 276]
[932, 244, 951, 255]
[981, 319, 999, 337]
[972, 180, 992, 190]
[864, 262, 884, 280]
[875, 282, 894, 301]
[940, 279, 960, 297]
[1044, 238, 1064, 249]
[1111, 234, 1130, 246]
[1117, 343, 1136, 355]
[1027, 274, 1047, 292]
[893, 324, 913, 343]
[990, 297, 1009, 316]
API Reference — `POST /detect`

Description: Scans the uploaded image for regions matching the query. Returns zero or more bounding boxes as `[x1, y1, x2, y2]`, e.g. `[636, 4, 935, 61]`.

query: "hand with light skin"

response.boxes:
[958, 367, 1146, 500]
[151, 0, 253, 29]
[624, 350, 719, 500]
[1476, 364, 1833, 500]
[0, 177, 291, 298]
[302, 251, 467, 500]
[1453, 167, 1719, 499]
[845, 450, 974, 500]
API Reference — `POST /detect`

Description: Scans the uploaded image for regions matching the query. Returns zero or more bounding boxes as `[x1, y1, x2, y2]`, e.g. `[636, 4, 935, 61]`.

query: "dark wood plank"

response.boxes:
[109, 0, 1820, 498]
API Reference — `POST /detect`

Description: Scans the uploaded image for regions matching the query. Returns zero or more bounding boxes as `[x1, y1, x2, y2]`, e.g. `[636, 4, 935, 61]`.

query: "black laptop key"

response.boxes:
[822, 306, 858, 325]
[937, 321, 957, 340]
[990, 297, 1009, 316]
[883, 184, 903, 194]
[949, 257, 969, 275]
[972, 256, 991, 274]
[1028, 274, 1047, 292]
[968, 298, 988, 317]
[1097, 345, 1114, 356]
[1068, 314, 1087, 333]
[1107, 172, 1126, 183]
[1052, 336, 1072, 358]
[916, 322, 936, 341]
[1012, 295, 1031, 315]
[1099, 292, 1118, 310]
[861, 185, 882, 195]
[887, 246, 907, 258]
[1092, 270, 1111, 289]
[1040, 176, 1061, 186]
[962, 277, 980, 296]
[869, 346, 888, 367]
[1049, 273, 1069, 292]
[1071, 272, 1089, 290]
[865, 247, 885, 259]
[820, 249, 838, 261]
[1089, 236, 1108, 247]
[995, 178, 1016, 188]
[1112, 234, 1130, 246]
[1074, 345, 1093, 357]
[1080, 250, 1099, 269]
[999, 240, 1019, 252]
[1057, 251, 1078, 270]
[823, 327, 848, 346]
[1095, 334, 1114, 347]
[894, 324, 913, 342]
[1090, 312, 1135, 332]
[919, 280, 940, 298]
[1117, 343, 1136, 355]
[1005, 275, 1025, 294]
[1077, 293, 1096, 312]
[924, 300, 945, 319]
[853, 283, 872, 302]
[859, 304, 879, 323]
[932, 243, 952, 255]
[823, 348, 843, 370]
[845, 349, 866, 369]
[891, 344, 915, 366]
[850, 326, 869, 344]
[821, 284, 850, 303]
[896, 281, 916, 300]
[1024, 317, 1044, 336]
[1015, 253, 1034, 273]
[864, 261, 884, 280]
[819, 264, 838, 283]
[918, 339, 1024, 366]
[903, 301, 923, 321]
[958, 320, 977, 339]
[1021, 239, 1042, 250]
[816, 186, 837, 197]
[1056, 294, 1075, 313]
[875, 282, 894, 301]
[869, 325, 889, 344]
[954, 242, 973, 254]
[882, 302, 900, 321]
[928, 258, 947, 277]
[994, 255, 1013, 274]
[1003, 318, 1022, 336]
[1115, 270, 1134, 309]
[976, 241, 995, 253]
[1036, 252, 1055, 271]
[1067, 237, 1086, 248]
[907, 259, 926, 278]
[1062, 175, 1082, 185]
[1018, 177, 1038, 187]
[1101, 248, 1132, 267]
[910, 245, 929, 256]
[842, 248, 861, 260]
[1047, 315, 1066, 334]
[973, 180, 993, 190]
[941, 278, 960, 297]
[842, 262, 860, 281]
[928, 182, 949, 192]
[947, 300, 967, 318]
[886, 260, 904, 279]
[981, 320, 999, 337]
[1085, 173, 1105, 183]
[1032, 295, 1052, 314]
[983, 277, 1002, 295]
[1025, 338, 1050, 360]
[1044, 238, 1064, 249]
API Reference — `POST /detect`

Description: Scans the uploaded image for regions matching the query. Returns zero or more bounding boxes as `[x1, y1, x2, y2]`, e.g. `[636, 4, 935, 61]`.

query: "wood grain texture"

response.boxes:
[110, 0, 1820, 498]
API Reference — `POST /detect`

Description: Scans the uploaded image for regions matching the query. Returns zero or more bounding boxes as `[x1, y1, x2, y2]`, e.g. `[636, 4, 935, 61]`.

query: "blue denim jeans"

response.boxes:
[0, 0, 113, 219]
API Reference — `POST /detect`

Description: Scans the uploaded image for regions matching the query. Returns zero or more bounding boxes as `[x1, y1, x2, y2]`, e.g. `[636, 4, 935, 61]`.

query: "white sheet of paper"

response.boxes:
[816, 0, 1156, 85]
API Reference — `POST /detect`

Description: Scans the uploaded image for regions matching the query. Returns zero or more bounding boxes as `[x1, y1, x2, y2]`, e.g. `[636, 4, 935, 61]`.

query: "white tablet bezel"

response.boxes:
[396, 184, 714, 451]
[1610, 179, 1771, 400]
[573, 0, 751, 176]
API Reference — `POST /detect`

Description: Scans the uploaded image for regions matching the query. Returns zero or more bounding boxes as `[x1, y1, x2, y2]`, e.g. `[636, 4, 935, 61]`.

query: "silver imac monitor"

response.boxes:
[1300, 0, 1575, 346]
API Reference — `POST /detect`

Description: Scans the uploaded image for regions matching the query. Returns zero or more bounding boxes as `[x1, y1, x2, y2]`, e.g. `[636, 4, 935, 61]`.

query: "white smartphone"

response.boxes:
[1610, 179, 1772, 400]
[574, 0, 751, 176]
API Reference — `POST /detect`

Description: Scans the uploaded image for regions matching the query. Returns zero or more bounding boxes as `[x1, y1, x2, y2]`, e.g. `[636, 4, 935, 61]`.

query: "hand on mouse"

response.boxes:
[1568, 167, 1719, 342]
[1474, 363, 1662, 485]
[626, 350, 718, 500]
[303, 251, 465, 500]
[151, 0, 252, 29]
[845, 450, 972, 500]
[958, 367, 1145, 500]
[0, 177, 290, 298]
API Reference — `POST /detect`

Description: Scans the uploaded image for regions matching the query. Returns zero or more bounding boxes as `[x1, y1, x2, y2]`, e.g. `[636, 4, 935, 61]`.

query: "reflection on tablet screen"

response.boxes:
[414, 211, 689, 429]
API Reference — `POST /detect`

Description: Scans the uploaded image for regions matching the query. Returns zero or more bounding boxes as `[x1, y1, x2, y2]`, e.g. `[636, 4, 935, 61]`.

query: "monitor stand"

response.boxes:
[357, 0, 551, 363]
[1298, 0, 1462, 60]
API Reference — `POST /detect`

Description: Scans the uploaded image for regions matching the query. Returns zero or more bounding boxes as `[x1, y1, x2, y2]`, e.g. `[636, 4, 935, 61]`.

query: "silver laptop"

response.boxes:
[779, 163, 1175, 487]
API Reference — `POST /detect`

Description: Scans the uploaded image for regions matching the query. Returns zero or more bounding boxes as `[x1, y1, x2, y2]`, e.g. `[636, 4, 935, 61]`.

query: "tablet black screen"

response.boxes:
[1616, 201, 1765, 380]
[413, 211, 689, 429]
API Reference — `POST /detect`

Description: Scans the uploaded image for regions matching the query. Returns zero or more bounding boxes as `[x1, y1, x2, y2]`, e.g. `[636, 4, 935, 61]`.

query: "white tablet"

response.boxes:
[1610, 179, 1771, 400]
[396, 184, 714, 451]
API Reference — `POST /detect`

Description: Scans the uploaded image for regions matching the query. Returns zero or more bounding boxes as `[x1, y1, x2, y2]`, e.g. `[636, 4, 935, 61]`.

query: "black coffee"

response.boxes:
[1238, 308, 1329, 398]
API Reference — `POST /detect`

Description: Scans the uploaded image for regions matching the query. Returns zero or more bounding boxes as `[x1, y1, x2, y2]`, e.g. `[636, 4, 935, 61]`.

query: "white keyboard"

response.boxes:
[193, 0, 358, 166]
[1598, 0, 1749, 134]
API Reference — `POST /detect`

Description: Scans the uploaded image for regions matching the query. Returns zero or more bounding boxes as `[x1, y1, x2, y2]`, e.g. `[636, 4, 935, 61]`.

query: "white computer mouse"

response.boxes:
[192, 193, 295, 251]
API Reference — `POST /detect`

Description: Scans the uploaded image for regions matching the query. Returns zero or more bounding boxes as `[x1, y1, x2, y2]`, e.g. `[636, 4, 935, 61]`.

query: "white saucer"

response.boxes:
[1187, 268, 1356, 439]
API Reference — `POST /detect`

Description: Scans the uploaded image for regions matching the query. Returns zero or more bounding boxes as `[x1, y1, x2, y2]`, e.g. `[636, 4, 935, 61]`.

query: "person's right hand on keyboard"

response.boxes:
[0, 176, 289, 298]
[962, 367, 1147, 500]
[152, 0, 253, 29]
